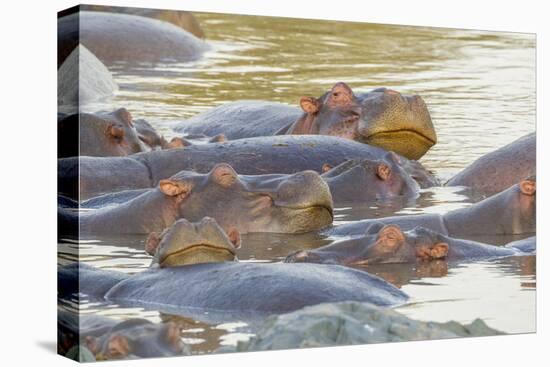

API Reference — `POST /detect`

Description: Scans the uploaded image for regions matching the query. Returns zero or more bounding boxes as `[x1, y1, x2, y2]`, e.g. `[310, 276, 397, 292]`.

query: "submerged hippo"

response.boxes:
[173, 83, 437, 160]
[58, 135, 437, 199]
[71, 153, 420, 210]
[286, 222, 535, 266]
[58, 218, 407, 322]
[326, 177, 536, 239]
[58, 309, 187, 360]
[58, 11, 208, 66]
[447, 133, 535, 197]
[80, 5, 205, 38]
[58, 44, 118, 106]
[59, 163, 333, 235]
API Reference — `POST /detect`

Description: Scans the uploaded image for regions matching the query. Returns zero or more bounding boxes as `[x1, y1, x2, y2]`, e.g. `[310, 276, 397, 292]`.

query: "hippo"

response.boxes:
[286, 221, 535, 266]
[325, 177, 536, 239]
[59, 163, 334, 235]
[58, 218, 408, 322]
[66, 152, 420, 211]
[58, 44, 118, 106]
[58, 109, 149, 158]
[58, 135, 437, 200]
[58, 11, 208, 67]
[173, 82, 437, 160]
[79, 5, 205, 38]
[58, 309, 187, 360]
[447, 133, 535, 197]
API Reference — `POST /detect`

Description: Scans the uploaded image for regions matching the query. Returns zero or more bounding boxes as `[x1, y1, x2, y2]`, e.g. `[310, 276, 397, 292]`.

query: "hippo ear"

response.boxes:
[107, 124, 125, 139]
[376, 163, 392, 181]
[159, 180, 191, 198]
[386, 151, 401, 164]
[300, 97, 321, 114]
[209, 134, 227, 143]
[321, 163, 333, 173]
[145, 232, 162, 255]
[416, 242, 449, 260]
[520, 179, 536, 196]
[226, 227, 242, 249]
[378, 225, 405, 243]
[166, 137, 191, 149]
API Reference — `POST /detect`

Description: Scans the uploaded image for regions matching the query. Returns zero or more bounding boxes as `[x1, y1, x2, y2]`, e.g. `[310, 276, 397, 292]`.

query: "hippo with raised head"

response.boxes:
[286, 222, 535, 266]
[58, 11, 208, 67]
[59, 163, 333, 235]
[58, 135, 437, 199]
[70, 153, 420, 210]
[173, 82, 437, 160]
[58, 218, 408, 322]
[58, 309, 187, 361]
[447, 133, 535, 197]
[325, 177, 536, 239]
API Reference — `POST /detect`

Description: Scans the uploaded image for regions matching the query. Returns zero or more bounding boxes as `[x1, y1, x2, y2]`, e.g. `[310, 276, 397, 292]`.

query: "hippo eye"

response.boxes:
[333, 92, 340, 97]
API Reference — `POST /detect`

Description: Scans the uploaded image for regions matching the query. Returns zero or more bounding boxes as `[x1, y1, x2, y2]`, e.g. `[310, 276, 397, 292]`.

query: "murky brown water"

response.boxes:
[61, 10, 536, 356]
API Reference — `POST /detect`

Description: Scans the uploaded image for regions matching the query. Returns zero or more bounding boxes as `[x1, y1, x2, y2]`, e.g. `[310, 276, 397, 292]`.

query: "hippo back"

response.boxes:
[105, 262, 408, 320]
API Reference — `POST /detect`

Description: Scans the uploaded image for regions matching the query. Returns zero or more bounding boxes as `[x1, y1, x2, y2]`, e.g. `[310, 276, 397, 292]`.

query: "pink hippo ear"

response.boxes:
[300, 96, 321, 114]
[166, 137, 191, 149]
[377, 225, 405, 251]
[159, 179, 192, 199]
[520, 179, 536, 196]
[226, 227, 242, 249]
[321, 163, 333, 173]
[376, 163, 392, 181]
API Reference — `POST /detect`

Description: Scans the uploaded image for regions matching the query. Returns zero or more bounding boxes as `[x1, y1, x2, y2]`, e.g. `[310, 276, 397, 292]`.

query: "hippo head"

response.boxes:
[285, 222, 448, 265]
[321, 152, 420, 203]
[145, 217, 241, 268]
[289, 82, 437, 160]
[86, 319, 184, 360]
[78, 108, 148, 157]
[156, 163, 334, 234]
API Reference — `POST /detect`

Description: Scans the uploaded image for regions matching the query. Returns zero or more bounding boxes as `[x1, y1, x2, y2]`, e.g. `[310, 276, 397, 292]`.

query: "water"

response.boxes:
[61, 11, 536, 355]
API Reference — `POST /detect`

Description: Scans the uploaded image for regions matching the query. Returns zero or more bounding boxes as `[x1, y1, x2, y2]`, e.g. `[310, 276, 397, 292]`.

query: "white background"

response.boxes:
[0, 0, 547, 365]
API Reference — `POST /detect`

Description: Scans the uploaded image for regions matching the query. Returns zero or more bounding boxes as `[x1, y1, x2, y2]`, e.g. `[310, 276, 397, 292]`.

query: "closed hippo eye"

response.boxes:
[107, 124, 125, 140]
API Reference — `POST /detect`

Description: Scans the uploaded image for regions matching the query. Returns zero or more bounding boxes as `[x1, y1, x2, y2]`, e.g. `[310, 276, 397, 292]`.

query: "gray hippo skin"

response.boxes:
[58, 108, 149, 158]
[58, 219, 408, 322]
[58, 11, 208, 67]
[76, 154, 420, 209]
[60, 163, 334, 235]
[58, 45, 118, 106]
[326, 178, 536, 239]
[58, 309, 188, 360]
[286, 222, 535, 266]
[173, 82, 437, 160]
[447, 133, 535, 197]
[58, 135, 437, 199]
[81, 5, 205, 38]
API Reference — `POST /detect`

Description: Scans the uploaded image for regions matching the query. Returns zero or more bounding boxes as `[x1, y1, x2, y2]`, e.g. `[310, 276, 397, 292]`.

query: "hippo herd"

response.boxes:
[57, 7, 536, 361]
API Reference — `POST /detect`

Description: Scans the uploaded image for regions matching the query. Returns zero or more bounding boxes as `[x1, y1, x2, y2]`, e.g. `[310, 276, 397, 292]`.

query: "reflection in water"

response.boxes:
[59, 11, 536, 357]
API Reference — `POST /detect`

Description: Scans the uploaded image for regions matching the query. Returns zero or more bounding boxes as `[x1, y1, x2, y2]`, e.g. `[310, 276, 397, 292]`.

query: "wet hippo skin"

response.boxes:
[325, 178, 536, 238]
[286, 222, 535, 266]
[447, 133, 535, 197]
[173, 82, 437, 160]
[58, 11, 208, 67]
[58, 135, 437, 199]
[60, 163, 334, 235]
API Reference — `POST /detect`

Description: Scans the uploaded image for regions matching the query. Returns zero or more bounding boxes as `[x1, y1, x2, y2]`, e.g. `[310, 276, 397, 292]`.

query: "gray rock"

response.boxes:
[227, 302, 503, 352]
